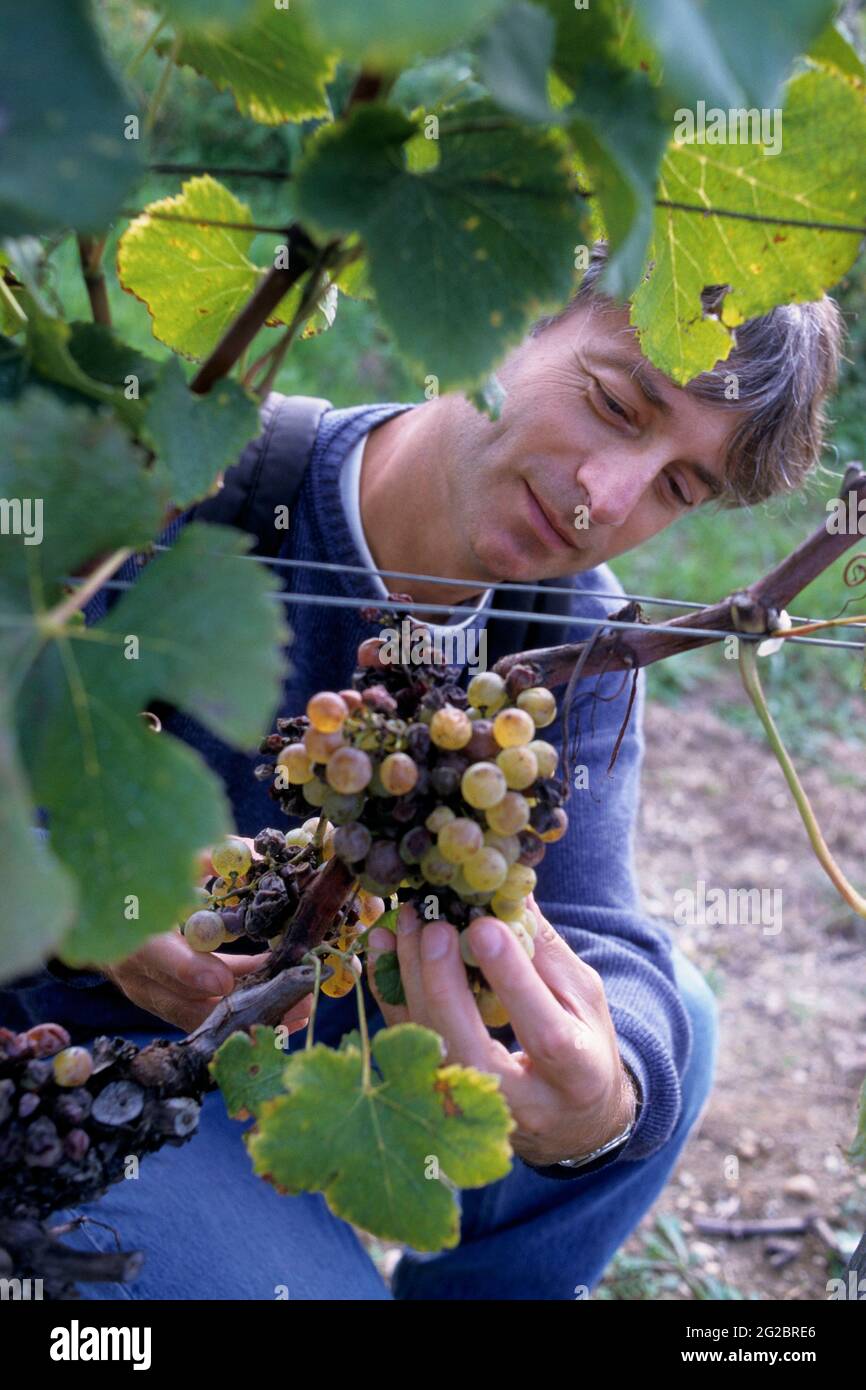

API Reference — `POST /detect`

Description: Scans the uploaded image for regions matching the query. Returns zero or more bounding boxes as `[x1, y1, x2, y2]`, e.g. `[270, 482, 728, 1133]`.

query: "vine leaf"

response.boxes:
[298, 0, 505, 66]
[243, 1024, 513, 1250]
[155, 0, 261, 27]
[0, 0, 143, 236]
[476, 1, 559, 125]
[542, 0, 661, 89]
[23, 300, 146, 430]
[169, 10, 337, 124]
[807, 20, 866, 85]
[632, 0, 836, 109]
[631, 70, 866, 383]
[373, 951, 406, 1006]
[212, 1025, 289, 1120]
[117, 176, 331, 358]
[1, 392, 289, 967]
[295, 103, 585, 388]
[144, 357, 260, 508]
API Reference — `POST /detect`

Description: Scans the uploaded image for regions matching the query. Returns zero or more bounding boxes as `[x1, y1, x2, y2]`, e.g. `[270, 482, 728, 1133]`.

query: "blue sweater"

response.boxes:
[2, 401, 692, 1162]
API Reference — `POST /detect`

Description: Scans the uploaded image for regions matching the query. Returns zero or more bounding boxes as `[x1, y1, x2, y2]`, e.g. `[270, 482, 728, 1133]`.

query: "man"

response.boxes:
[4, 245, 842, 1299]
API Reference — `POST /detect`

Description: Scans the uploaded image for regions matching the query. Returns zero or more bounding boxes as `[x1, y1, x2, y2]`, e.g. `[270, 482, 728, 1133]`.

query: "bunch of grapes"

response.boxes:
[224, 604, 571, 1027]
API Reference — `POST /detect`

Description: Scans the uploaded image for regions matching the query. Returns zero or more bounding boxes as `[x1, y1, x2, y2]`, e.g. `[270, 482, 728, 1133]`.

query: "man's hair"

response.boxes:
[531, 242, 845, 507]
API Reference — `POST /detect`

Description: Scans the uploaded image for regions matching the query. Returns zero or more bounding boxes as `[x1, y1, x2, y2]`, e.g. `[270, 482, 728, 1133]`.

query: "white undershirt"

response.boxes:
[339, 432, 494, 638]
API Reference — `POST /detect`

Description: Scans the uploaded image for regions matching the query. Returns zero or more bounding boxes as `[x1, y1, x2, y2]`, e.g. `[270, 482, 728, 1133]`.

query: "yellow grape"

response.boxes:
[211, 836, 252, 879]
[483, 830, 522, 864]
[429, 705, 473, 749]
[516, 686, 557, 728]
[492, 707, 535, 748]
[302, 778, 328, 807]
[321, 952, 362, 998]
[380, 751, 419, 795]
[322, 828, 336, 862]
[507, 918, 535, 959]
[183, 909, 228, 952]
[211, 876, 244, 907]
[277, 743, 315, 785]
[503, 862, 537, 897]
[466, 671, 508, 714]
[285, 827, 313, 849]
[489, 892, 524, 921]
[307, 691, 349, 733]
[528, 739, 558, 778]
[357, 891, 386, 927]
[519, 906, 538, 939]
[53, 1046, 94, 1087]
[463, 847, 508, 891]
[437, 816, 484, 864]
[303, 727, 345, 763]
[425, 804, 455, 834]
[326, 746, 373, 794]
[461, 761, 507, 809]
[496, 745, 538, 790]
[420, 846, 457, 886]
[302, 816, 327, 836]
[477, 989, 510, 1027]
[485, 791, 530, 835]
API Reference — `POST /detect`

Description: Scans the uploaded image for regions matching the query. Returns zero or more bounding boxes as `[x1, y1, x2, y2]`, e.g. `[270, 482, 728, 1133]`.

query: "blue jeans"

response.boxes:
[58, 947, 717, 1300]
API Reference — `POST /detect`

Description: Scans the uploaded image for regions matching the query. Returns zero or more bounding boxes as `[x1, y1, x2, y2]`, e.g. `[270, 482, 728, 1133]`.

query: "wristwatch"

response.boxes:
[555, 1060, 643, 1173]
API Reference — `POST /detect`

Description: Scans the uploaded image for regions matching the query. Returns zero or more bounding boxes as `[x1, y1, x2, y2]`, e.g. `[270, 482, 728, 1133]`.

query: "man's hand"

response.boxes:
[366, 895, 637, 1168]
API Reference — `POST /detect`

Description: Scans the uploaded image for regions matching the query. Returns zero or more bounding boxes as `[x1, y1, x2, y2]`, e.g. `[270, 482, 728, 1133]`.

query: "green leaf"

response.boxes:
[23, 301, 145, 429]
[373, 950, 406, 1006]
[247, 1024, 513, 1250]
[631, 70, 866, 383]
[117, 176, 318, 359]
[65, 323, 162, 398]
[299, 0, 505, 66]
[542, 0, 660, 88]
[807, 21, 866, 85]
[849, 1077, 866, 1166]
[212, 1025, 291, 1118]
[568, 67, 669, 298]
[632, 0, 836, 109]
[0, 705, 77, 983]
[144, 357, 260, 508]
[156, 0, 261, 26]
[477, 2, 558, 124]
[295, 103, 585, 388]
[0, 0, 143, 235]
[170, 10, 337, 124]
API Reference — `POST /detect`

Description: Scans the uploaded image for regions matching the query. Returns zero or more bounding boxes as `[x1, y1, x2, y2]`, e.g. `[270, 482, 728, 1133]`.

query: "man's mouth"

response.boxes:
[523, 481, 583, 551]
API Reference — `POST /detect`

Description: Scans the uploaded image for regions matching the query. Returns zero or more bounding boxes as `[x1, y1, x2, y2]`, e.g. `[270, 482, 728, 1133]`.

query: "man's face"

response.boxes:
[448, 301, 745, 584]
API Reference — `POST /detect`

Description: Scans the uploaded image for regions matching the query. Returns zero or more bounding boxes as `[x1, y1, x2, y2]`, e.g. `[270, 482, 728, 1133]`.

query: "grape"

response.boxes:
[519, 906, 538, 939]
[425, 804, 455, 834]
[485, 791, 530, 835]
[357, 637, 386, 667]
[507, 918, 535, 959]
[420, 846, 457, 886]
[302, 776, 328, 807]
[182, 909, 228, 952]
[52, 1047, 94, 1088]
[461, 761, 507, 810]
[254, 828, 288, 860]
[399, 825, 433, 864]
[466, 671, 508, 713]
[516, 686, 557, 728]
[463, 847, 508, 891]
[307, 691, 349, 733]
[528, 739, 558, 779]
[430, 754, 468, 797]
[477, 989, 510, 1027]
[64, 1128, 91, 1162]
[277, 742, 315, 785]
[321, 952, 362, 999]
[302, 817, 326, 835]
[504, 663, 538, 698]
[357, 891, 386, 927]
[465, 718, 498, 761]
[211, 836, 252, 879]
[437, 816, 484, 864]
[19, 1092, 40, 1119]
[459, 929, 480, 968]
[365, 839, 406, 887]
[429, 706, 472, 750]
[322, 789, 366, 825]
[539, 807, 569, 842]
[338, 688, 363, 711]
[517, 831, 546, 867]
[391, 794, 419, 824]
[482, 830, 521, 865]
[303, 727, 345, 764]
[326, 746, 373, 794]
[333, 821, 372, 864]
[503, 863, 537, 897]
[220, 907, 248, 941]
[496, 745, 538, 790]
[492, 707, 535, 748]
[212, 876, 242, 907]
[451, 865, 494, 905]
[406, 722, 431, 761]
[24, 1023, 71, 1059]
[489, 892, 524, 921]
[54, 1088, 92, 1127]
[322, 828, 337, 862]
[380, 751, 418, 796]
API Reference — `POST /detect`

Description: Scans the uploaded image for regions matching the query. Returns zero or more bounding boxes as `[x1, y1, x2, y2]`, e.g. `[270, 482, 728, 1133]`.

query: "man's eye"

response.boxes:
[667, 475, 691, 506]
[600, 390, 629, 420]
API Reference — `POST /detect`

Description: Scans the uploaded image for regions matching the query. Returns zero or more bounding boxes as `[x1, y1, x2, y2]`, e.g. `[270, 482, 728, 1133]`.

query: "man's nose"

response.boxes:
[576, 452, 663, 528]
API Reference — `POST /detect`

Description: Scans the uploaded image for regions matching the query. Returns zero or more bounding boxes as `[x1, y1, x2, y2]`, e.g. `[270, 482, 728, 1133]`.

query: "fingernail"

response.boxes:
[196, 971, 228, 994]
[397, 904, 418, 936]
[471, 921, 504, 959]
[421, 922, 450, 960]
[367, 928, 393, 954]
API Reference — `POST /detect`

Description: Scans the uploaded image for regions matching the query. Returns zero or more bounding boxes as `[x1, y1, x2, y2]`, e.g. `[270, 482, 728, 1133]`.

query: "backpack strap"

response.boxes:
[191, 392, 331, 556]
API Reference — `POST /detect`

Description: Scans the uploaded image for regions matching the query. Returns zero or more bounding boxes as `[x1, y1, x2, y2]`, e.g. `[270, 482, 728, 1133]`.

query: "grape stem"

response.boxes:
[39, 548, 133, 633]
[354, 970, 372, 1092]
[738, 640, 866, 917]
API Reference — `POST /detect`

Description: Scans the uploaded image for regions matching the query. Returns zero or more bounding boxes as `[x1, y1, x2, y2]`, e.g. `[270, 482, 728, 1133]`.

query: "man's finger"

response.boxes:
[524, 896, 607, 1020]
[393, 904, 433, 1028]
[137, 932, 239, 999]
[418, 920, 510, 1074]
